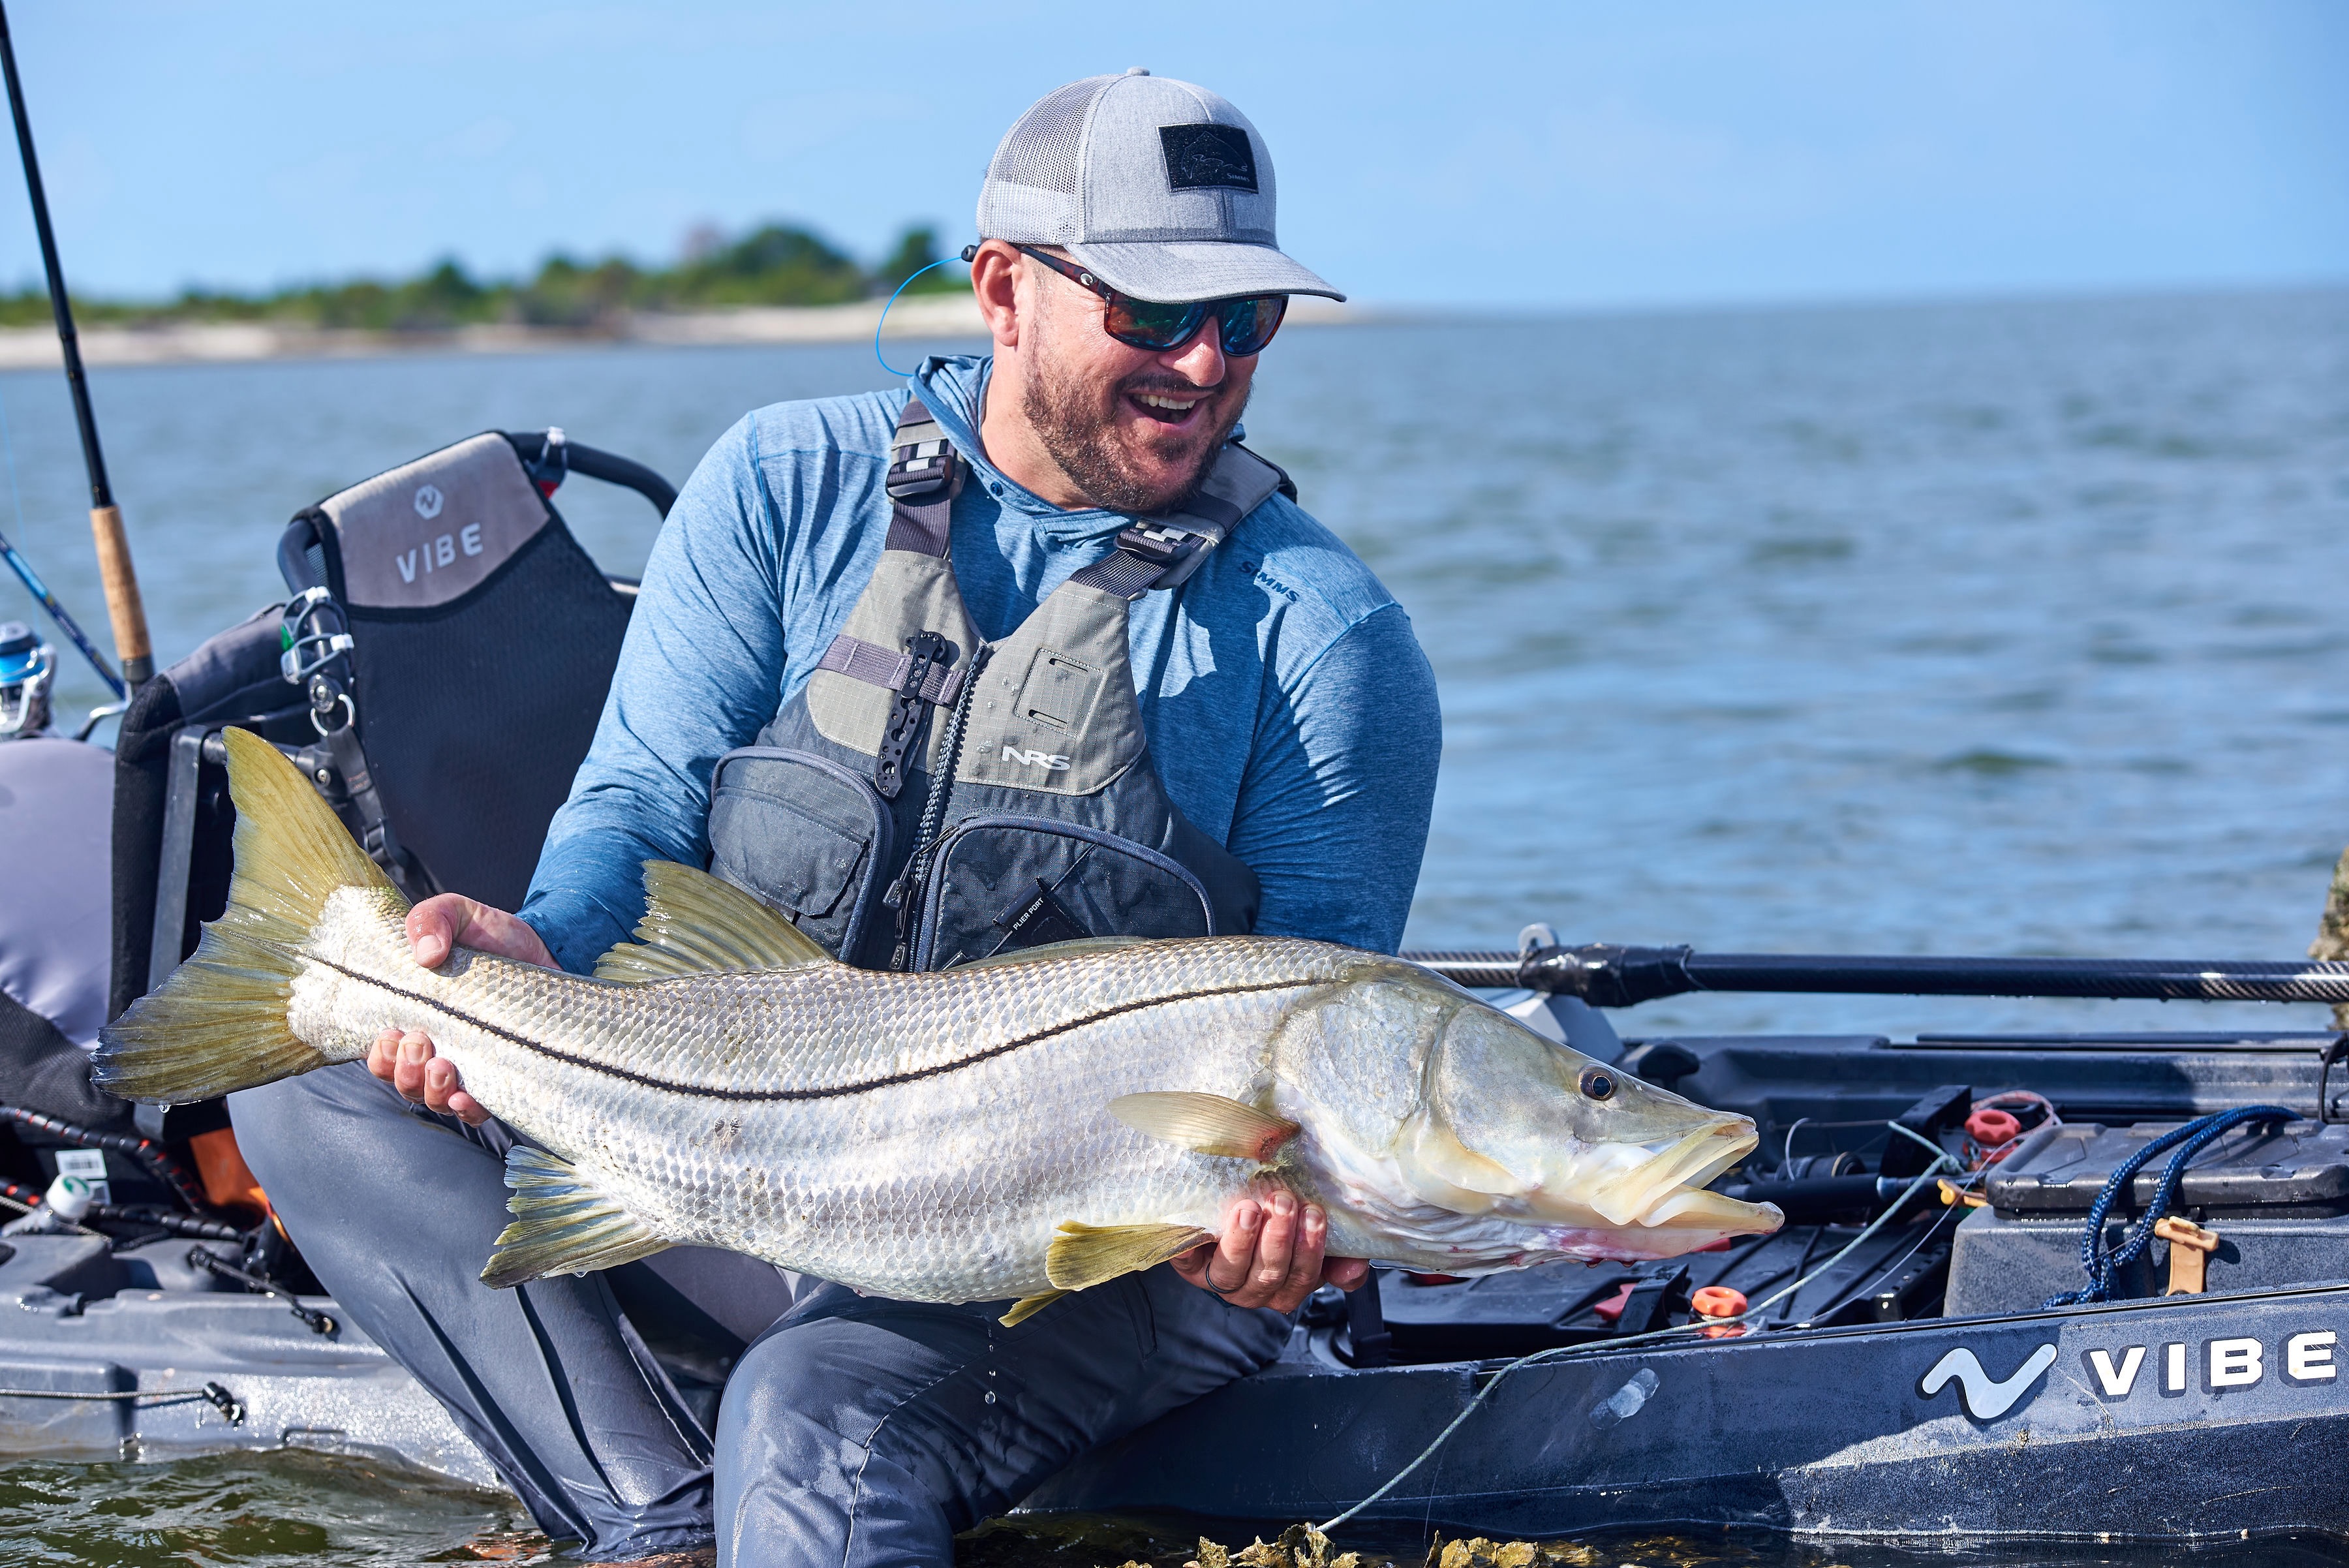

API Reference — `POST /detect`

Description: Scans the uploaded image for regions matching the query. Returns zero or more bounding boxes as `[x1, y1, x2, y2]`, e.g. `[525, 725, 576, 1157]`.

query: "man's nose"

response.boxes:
[1159, 318, 1227, 386]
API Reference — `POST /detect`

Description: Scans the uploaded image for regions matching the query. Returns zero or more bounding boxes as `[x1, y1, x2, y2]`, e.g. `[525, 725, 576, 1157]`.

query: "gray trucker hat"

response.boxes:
[977, 69, 1343, 305]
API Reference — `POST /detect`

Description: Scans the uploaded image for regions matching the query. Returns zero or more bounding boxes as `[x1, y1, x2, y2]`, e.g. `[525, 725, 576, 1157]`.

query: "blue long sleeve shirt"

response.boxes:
[517, 354, 1441, 974]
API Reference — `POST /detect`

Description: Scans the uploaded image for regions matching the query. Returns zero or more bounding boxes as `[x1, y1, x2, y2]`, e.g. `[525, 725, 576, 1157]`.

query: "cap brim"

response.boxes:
[1064, 239, 1345, 303]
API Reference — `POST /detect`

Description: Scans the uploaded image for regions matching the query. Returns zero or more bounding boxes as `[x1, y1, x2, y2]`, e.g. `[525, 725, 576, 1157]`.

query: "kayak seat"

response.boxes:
[113, 430, 673, 1028]
[273, 430, 671, 915]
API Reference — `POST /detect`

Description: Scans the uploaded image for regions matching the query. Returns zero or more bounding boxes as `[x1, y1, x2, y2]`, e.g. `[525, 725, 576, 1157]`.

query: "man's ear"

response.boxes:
[969, 240, 1024, 350]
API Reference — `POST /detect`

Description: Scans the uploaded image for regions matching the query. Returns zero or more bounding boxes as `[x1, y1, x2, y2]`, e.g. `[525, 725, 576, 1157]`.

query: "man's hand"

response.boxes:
[365, 893, 555, 1127]
[1171, 1190, 1369, 1313]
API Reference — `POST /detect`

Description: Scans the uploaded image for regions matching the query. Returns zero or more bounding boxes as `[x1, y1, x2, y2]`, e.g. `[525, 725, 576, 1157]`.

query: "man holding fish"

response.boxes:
[226, 70, 1440, 1567]
[127, 71, 1777, 1568]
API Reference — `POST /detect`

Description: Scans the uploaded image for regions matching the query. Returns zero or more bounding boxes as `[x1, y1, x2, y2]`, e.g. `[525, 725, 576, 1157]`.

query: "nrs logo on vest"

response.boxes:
[1001, 746, 1071, 771]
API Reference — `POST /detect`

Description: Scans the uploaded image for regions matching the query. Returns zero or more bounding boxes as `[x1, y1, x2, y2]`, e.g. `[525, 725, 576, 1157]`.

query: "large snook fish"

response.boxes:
[98, 730, 1781, 1323]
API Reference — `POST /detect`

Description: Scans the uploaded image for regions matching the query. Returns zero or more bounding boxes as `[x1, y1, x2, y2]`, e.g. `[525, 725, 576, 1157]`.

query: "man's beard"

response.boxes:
[1020, 344, 1246, 516]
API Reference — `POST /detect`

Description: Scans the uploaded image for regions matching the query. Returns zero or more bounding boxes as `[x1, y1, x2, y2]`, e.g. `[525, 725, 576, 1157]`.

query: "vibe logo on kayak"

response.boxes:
[1919, 1344, 2057, 1419]
[1920, 1329, 2340, 1421]
[414, 483, 444, 519]
[2080, 1330, 2335, 1397]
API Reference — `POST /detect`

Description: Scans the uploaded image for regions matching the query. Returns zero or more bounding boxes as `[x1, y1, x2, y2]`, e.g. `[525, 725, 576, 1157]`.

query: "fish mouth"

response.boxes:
[1586, 1119, 1759, 1228]
[1642, 1187, 1785, 1233]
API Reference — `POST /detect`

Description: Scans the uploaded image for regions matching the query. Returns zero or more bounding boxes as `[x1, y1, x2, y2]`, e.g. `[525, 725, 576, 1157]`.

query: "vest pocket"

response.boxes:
[914, 815, 1216, 971]
[708, 747, 893, 960]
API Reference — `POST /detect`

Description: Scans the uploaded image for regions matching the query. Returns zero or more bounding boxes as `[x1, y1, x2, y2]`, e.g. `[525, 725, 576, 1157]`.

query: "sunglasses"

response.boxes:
[1009, 244, 1288, 358]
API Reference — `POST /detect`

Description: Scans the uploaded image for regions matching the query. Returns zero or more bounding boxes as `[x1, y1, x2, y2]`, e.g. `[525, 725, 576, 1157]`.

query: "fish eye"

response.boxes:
[1578, 1066, 1616, 1101]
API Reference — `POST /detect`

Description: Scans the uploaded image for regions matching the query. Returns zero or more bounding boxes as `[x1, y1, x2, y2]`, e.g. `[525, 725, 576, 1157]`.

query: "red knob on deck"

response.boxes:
[1691, 1284, 1748, 1337]
[1966, 1107, 2023, 1147]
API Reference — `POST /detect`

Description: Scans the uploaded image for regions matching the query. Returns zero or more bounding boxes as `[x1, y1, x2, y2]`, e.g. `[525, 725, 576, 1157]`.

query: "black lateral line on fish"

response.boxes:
[302, 955, 1319, 1101]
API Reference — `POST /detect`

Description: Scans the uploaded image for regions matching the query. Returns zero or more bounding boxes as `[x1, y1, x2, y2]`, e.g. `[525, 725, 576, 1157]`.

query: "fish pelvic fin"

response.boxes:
[94, 728, 401, 1103]
[1109, 1092, 1300, 1163]
[999, 1290, 1069, 1328]
[481, 1146, 672, 1288]
[593, 861, 831, 982]
[1045, 1220, 1211, 1292]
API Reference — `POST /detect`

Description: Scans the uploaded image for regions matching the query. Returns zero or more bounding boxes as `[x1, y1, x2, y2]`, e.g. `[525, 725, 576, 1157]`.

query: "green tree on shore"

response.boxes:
[0, 221, 966, 334]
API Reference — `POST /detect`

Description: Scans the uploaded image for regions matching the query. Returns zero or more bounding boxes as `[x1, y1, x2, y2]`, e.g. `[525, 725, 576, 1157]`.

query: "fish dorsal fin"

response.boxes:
[482, 1146, 672, 1287]
[951, 935, 1154, 973]
[1111, 1092, 1300, 1162]
[1045, 1220, 1211, 1292]
[594, 860, 831, 983]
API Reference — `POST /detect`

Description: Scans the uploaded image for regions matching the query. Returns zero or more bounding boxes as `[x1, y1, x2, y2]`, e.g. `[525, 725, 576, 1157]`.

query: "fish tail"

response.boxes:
[95, 728, 407, 1103]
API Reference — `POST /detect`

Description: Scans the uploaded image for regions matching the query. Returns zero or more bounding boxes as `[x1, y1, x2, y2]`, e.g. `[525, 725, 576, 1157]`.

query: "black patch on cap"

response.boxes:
[1159, 124, 1258, 192]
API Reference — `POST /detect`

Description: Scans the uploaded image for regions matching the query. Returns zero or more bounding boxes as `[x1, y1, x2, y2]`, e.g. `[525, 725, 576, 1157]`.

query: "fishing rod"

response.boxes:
[0, 519, 121, 696]
[1402, 942, 2349, 1007]
[0, 3, 151, 688]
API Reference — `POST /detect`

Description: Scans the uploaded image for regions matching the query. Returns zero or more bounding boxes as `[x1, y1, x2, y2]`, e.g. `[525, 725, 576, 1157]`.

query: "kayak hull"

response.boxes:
[1029, 1282, 2349, 1540]
[7, 1218, 2345, 1540]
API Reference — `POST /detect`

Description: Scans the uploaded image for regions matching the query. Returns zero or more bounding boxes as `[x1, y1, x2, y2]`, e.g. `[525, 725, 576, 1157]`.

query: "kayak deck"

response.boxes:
[0, 1232, 495, 1486]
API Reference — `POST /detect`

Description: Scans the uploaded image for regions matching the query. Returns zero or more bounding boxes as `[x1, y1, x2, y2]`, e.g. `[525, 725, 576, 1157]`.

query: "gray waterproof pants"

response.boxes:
[232, 1064, 1291, 1564]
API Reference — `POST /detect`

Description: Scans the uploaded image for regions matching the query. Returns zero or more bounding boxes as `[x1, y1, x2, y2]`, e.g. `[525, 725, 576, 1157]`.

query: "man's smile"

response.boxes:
[1130, 388, 1212, 425]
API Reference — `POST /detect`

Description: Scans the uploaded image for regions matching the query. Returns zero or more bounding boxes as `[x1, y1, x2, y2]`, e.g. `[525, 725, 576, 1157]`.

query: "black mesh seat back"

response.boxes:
[300, 433, 632, 912]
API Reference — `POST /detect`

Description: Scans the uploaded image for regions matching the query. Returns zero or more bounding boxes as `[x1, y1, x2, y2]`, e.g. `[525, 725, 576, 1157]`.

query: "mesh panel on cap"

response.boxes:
[986, 76, 1114, 196]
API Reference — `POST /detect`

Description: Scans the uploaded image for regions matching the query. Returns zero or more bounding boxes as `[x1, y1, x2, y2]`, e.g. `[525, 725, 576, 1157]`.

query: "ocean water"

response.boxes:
[3, 286, 2347, 1559]
[14, 287, 2349, 1038]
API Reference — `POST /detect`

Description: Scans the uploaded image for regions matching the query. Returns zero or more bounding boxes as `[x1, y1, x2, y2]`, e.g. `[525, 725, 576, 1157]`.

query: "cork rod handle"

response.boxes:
[87, 502, 151, 686]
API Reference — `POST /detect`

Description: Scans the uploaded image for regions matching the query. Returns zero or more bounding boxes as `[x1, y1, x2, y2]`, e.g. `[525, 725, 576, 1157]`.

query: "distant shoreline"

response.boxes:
[0, 294, 1361, 369]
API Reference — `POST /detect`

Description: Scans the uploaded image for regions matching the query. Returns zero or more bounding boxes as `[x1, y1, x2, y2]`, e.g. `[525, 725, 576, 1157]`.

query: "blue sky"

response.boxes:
[2, 1, 2341, 309]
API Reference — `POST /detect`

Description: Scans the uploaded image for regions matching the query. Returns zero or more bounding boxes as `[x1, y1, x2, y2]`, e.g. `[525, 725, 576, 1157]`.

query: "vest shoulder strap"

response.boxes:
[883, 397, 962, 557]
[885, 390, 1291, 594]
[1066, 440, 1292, 601]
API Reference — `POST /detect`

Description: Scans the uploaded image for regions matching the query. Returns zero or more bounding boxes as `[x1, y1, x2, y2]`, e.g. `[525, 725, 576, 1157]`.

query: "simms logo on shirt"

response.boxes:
[1002, 746, 1071, 771]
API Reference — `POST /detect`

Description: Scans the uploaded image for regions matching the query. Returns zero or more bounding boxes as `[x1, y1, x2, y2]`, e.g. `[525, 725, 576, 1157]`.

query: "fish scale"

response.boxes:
[97, 729, 1782, 1316]
[295, 895, 1349, 1299]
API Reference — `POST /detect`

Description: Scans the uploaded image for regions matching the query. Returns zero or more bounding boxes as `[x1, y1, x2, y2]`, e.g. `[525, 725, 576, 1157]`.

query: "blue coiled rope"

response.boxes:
[2042, 1103, 2297, 1308]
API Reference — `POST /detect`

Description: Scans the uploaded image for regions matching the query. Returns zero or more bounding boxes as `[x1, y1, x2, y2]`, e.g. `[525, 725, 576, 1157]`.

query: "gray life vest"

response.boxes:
[705, 397, 1285, 972]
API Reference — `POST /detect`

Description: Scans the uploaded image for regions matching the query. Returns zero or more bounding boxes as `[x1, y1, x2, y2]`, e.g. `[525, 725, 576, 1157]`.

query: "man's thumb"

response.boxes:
[409, 897, 467, 967]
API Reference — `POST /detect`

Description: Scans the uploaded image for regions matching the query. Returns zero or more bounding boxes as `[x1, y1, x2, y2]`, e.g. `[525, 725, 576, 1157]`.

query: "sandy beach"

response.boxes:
[0, 292, 1360, 369]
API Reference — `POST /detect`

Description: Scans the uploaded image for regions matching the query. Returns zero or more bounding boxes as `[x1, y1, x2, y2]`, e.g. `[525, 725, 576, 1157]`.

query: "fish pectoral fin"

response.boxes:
[480, 1146, 673, 1288]
[594, 861, 831, 982]
[999, 1291, 1070, 1327]
[1109, 1092, 1300, 1162]
[1045, 1221, 1212, 1292]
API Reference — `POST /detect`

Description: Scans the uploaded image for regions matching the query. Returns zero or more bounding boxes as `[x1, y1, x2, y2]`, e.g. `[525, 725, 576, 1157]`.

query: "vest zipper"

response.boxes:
[884, 642, 990, 970]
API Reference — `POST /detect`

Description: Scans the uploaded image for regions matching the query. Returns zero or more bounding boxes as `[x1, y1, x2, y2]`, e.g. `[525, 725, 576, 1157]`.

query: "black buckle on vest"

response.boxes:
[886, 437, 959, 500]
[1117, 523, 1210, 588]
[873, 630, 951, 800]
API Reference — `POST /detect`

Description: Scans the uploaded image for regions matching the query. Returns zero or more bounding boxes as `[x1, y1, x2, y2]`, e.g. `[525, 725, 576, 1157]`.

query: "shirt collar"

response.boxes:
[908, 355, 1133, 547]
